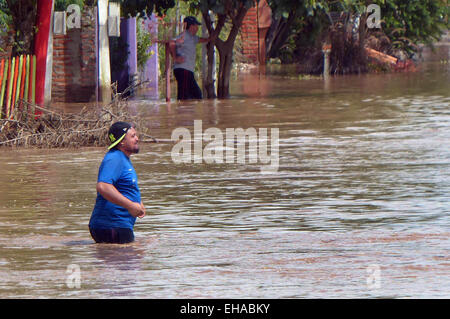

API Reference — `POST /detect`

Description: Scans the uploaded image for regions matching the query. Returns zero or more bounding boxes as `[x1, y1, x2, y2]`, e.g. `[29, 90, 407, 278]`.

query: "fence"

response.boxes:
[0, 55, 36, 120]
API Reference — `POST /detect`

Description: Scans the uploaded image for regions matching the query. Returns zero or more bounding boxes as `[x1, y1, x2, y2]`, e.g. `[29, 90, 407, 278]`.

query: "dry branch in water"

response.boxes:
[0, 85, 155, 148]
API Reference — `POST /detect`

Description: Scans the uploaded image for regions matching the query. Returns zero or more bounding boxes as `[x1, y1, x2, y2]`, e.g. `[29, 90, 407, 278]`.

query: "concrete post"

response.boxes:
[322, 44, 331, 77]
[98, 0, 111, 104]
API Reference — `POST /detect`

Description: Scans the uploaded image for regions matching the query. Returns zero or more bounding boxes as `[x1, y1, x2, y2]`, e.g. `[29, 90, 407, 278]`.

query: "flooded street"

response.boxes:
[0, 60, 449, 298]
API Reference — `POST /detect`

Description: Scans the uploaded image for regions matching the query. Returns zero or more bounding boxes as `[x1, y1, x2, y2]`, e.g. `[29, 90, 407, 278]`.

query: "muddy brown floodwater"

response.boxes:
[0, 58, 449, 298]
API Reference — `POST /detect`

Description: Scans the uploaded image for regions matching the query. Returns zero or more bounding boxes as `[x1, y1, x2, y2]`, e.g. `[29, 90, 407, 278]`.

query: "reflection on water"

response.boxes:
[0, 61, 449, 298]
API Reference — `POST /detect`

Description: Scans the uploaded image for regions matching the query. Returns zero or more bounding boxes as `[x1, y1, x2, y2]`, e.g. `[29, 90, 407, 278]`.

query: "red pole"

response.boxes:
[165, 42, 171, 102]
[34, 0, 53, 111]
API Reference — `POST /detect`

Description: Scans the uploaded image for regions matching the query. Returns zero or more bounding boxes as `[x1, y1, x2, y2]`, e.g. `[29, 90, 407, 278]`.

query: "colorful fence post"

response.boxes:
[0, 59, 6, 119]
[23, 55, 30, 119]
[1, 58, 9, 118]
[19, 55, 27, 104]
[12, 55, 24, 119]
[11, 56, 20, 116]
[6, 57, 15, 119]
[0, 55, 37, 121]
[31, 55, 36, 115]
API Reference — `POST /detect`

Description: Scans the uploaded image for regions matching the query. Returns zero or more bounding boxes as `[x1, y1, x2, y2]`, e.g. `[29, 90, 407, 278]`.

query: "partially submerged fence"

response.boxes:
[0, 55, 36, 120]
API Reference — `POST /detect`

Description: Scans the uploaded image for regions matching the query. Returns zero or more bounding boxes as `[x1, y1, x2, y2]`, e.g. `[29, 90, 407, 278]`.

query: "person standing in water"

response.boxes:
[89, 122, 145, 244]
[169, 16, 212, 100]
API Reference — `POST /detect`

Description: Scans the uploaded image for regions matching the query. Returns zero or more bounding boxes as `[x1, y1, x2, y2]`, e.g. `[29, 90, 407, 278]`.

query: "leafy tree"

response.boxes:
[57, 0, 177, 16]
[2, 0, 85, 56]
[375, 0, 448, 55]
[55, 0, 85, 11]
[0, 1, 12, 52]
[186, 0, 255, 99]
[267, 0, 448, 73]
[136, 17, 155, 70]
[265, 0, 328, 61]
[119, 0, 175, 17]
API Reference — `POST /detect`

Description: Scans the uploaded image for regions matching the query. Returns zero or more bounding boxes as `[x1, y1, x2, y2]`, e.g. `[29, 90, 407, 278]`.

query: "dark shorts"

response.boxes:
[174, 68, 203, 100]
[89, 227, 135, 244]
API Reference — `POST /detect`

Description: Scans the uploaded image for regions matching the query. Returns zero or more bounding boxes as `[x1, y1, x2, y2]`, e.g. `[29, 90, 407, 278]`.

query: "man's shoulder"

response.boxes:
[102, 149, 127, 165]
[174, 31, 185, 40]
[104, 149, 122, 158]
[98, 150, 129, 179]
[191, 33, 200, 41]
[185, 32, 199, 41]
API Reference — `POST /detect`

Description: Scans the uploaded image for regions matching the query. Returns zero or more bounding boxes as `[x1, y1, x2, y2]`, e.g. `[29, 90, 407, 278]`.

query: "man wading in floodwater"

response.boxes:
[169, 16, 212, 100]
[89, 122, 145, 244]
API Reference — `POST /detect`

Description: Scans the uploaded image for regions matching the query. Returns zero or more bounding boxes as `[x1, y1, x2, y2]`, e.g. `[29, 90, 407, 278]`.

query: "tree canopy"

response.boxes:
[265, 0, 448, 73]
[118, 0, 175, 17]
[375, 0, 448, 54]
[55, 0, 176, 17]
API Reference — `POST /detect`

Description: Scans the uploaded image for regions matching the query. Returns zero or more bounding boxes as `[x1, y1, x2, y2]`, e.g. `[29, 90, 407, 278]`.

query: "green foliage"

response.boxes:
[0, 0, 12, 35]
[55, 0, 85, 11]
[376, 0, 448, 54]
[119, 0, 175, 17]
[189, 0, 255, 15]
[268, 0, 448, 68]
[268, 0, 324, 17]
[278, 15, 327, 64]
[266, 0, 330, 62]
[136, 18, 155, 70]
[1, 0, 37, 55]
[54, 1, 177, 18]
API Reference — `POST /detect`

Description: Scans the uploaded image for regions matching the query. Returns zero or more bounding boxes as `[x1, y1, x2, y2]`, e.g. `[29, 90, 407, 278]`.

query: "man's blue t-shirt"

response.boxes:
[89, 149, 141, 230]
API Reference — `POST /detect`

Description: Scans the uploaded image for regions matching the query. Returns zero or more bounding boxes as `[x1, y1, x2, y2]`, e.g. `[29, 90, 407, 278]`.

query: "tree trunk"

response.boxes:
[201, 2, 248, 99]
[204, 40, 216, 98]
[216, 6, 248, 99]
[7, 0, 37, 56]
[358, 13, 368, 73]
[201, 12, 225, 99]
[216, 43, 233, 99]
[12, 21, 35, 56]
[266, 9, 298, 59]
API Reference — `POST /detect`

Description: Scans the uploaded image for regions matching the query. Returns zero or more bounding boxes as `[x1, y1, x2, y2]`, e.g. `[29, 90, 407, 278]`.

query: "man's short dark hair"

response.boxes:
[184, 16, 201, 29]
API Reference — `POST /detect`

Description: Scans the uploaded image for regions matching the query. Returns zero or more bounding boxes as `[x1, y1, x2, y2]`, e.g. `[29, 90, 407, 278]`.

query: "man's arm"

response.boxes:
[199, 35, 212, 43]
[97, 182, 145, 218]
[168, 39, 177, 59]
[169, 33, 186, 64]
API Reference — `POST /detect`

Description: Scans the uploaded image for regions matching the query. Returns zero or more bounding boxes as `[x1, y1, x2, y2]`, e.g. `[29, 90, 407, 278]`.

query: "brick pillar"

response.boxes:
[241, 7, 259, 64]
[51, 7, 97, 103]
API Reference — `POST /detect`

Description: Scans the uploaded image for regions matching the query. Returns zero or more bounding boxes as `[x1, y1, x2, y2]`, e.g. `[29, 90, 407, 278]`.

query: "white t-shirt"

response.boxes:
[173, 31, 199, 72]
